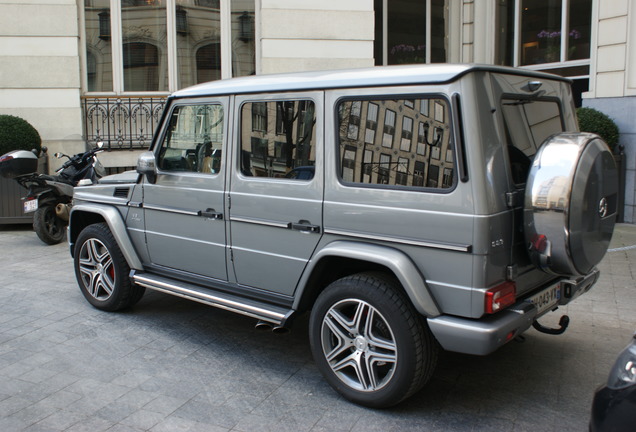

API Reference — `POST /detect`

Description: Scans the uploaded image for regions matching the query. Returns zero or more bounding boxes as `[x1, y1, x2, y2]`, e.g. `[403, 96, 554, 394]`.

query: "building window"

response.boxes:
[382, 109, 396, 148]
[365, 103, 379, 144]
[123, 42, 161, 92]
[400, 116, 413, 152]
[495, 0, 592, 106]
[83, 0, 255, 94]
[374, 0, 448, 65]
[196, 43, 221, 84]
[251, 103, 267, 133]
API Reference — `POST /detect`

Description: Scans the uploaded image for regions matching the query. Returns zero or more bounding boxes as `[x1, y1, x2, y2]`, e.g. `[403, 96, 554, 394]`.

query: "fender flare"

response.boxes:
[294, 241, 441, 317]
[69, 203, 143, 270]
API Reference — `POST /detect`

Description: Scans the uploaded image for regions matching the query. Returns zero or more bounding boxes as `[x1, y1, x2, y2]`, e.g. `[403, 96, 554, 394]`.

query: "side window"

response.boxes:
[501, 97, 564, 185]
[240, 100, 317, 179]
[338, 97, 454, 190]
[157, 104, 224, 174]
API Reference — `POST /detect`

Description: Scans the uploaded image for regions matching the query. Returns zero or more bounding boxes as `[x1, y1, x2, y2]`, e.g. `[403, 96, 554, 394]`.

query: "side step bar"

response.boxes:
[131, 271, 294, 326]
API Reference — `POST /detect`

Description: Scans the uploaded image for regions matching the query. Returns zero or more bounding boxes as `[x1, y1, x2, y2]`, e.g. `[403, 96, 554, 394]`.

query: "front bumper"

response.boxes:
[427, 269, 599, 356]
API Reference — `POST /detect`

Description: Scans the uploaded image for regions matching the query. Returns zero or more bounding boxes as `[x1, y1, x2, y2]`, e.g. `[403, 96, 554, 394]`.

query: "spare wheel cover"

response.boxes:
[524, 132, 618, 276]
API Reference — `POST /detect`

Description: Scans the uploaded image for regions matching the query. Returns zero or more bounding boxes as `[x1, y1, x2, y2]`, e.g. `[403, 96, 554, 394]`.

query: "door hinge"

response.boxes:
[227, 194, 231, 209]
[506, 190, 522, 208]
[230, 248, 234, 262]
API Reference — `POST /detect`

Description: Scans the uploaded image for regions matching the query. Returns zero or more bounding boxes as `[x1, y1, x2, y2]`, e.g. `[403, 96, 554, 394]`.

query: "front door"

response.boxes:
[228, 93, 323, 296]
[143, 99, 228, 281]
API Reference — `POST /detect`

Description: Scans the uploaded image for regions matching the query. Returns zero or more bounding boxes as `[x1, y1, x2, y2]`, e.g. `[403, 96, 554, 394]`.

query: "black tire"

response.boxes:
[309, 272, 438, 408]
[33, 204, 66, 245]
[74, 223, 145, 311]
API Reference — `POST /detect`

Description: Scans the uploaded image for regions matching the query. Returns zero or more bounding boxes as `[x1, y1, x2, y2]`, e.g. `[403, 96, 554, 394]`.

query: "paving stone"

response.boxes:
[1, 223, 635, 431]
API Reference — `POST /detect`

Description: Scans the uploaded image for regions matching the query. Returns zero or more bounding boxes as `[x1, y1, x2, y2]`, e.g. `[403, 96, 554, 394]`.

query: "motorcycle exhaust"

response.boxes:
[55, 203, 71, 221]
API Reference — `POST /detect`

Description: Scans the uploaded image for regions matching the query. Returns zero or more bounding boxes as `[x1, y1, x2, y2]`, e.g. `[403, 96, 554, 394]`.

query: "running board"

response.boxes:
[131, 271, 293, 326]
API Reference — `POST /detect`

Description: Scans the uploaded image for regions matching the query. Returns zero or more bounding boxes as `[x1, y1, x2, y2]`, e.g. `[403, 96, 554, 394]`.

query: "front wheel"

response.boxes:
[309, 272, 438, 408]
[33, 204, 66, 245]
[74, 223, 145, 311]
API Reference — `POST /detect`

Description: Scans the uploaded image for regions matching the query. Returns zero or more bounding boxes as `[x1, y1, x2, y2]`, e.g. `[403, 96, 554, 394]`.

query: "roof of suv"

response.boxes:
[171, 63, 570, 98]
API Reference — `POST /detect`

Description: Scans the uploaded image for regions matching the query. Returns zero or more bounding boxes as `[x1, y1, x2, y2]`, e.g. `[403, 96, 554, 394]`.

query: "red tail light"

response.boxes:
[0, 154, 14, 163]
[485, 281, 516, 314]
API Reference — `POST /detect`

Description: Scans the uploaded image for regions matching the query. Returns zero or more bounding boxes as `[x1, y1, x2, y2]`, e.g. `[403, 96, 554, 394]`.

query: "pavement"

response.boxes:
[0, 223, 635, 432]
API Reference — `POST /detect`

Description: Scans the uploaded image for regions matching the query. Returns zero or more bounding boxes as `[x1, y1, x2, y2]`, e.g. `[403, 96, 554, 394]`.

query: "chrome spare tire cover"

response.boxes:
[524, 132, 618, 276]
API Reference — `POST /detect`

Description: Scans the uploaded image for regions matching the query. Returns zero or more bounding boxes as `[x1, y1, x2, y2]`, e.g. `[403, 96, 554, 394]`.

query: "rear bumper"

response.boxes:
[427, 269, 600, 356]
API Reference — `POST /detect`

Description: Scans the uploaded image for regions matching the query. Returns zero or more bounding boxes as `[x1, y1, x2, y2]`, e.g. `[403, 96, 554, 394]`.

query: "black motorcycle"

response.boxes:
[0, 143, 105, 244]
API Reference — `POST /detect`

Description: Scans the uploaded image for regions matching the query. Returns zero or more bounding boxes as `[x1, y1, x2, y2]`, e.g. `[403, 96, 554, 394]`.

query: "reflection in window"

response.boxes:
[231, 4, 256, 77]
[501, 97, 564, 185]
[375, 0, 447, 65]
[241, 100, 317, 179]
[338, 97, 453, 190]
[158, 104, 224, 174]
[121, 0, 167, 92]
[123, 42, 161, 91]
[496, 0, 592, 67]
[83, 0, 113, 92]
[196, 43, 221, 84]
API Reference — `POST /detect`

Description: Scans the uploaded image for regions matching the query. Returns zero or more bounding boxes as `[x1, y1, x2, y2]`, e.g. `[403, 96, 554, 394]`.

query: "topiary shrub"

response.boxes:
[577, 107, 619, 153]
[0, 114, 42, 156]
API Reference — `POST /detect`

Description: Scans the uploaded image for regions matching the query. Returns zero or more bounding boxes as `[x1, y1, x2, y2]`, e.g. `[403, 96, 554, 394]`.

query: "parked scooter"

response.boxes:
[0, 143, 105, 244]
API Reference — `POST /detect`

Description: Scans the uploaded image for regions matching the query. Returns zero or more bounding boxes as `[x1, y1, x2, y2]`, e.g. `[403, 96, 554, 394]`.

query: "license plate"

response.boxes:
[528, 283, 561, 315]
[23, 199, 38, 214]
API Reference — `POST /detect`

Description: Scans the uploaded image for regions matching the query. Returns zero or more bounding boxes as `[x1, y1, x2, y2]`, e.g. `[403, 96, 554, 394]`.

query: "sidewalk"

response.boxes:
[0, 223, 634, 431]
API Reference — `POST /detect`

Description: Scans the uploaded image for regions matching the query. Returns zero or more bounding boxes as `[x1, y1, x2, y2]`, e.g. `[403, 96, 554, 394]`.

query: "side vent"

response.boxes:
[113, 187, 130, 199]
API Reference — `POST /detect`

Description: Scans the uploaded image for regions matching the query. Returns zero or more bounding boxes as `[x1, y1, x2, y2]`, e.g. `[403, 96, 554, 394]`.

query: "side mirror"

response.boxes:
[136, 151, 157, 184]
[96, 141, 104, 149]
[54, 152, 64, 159]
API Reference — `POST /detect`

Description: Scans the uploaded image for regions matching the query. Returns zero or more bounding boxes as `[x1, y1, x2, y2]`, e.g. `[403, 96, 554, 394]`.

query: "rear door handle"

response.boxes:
[288, 220, 320, 233]
[198, 208, 223, 220]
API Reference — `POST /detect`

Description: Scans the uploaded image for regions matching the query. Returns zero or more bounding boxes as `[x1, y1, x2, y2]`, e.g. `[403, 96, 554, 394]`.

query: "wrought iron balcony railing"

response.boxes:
[82, 96, 167, 150]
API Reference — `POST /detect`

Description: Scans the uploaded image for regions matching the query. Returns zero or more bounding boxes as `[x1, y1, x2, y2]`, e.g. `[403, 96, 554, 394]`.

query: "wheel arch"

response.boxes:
[294, 241, 441, 318]
[69, 203, 143, 270]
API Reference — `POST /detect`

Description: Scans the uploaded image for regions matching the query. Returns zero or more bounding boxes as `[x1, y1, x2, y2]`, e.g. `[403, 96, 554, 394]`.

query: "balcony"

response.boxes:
[82, 96, 166, 150]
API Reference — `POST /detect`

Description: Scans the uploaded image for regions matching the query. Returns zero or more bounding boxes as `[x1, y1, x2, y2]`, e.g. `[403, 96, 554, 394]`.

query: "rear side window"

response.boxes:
[240, 100, 317, 179]
[501, 97, 564, 185]
[337, 97, 454, 190]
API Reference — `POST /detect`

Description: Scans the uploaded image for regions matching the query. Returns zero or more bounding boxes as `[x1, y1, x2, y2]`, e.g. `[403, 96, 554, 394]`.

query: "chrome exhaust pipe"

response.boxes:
[255, 320, 273, 331]
[272, 325, 290, 334]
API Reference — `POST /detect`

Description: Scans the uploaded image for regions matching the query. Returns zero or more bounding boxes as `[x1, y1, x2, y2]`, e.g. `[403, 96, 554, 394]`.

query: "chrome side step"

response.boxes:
[131, 271, 293, 326]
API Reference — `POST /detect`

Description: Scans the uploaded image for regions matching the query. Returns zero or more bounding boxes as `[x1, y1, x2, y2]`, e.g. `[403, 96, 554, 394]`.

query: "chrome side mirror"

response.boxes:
[136, 151, 157, 184]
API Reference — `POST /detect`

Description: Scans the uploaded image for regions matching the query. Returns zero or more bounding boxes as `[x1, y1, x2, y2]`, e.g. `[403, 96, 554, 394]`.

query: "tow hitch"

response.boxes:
[532, 315, 570, 335]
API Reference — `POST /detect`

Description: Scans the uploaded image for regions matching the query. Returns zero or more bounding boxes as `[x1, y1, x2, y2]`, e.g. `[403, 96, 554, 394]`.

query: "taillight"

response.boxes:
[0, 154, 13, 163]
[485, 281, 516, 314]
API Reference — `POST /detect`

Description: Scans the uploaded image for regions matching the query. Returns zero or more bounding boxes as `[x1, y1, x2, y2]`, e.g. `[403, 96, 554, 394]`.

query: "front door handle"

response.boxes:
[198, 208, 223, 220]
[288, 220, 320, 233]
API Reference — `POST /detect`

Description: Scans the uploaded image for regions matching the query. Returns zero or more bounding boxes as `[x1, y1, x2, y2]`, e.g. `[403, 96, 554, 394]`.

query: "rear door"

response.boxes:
[142, 98, 228, 281]
[228, 92, 323, 296]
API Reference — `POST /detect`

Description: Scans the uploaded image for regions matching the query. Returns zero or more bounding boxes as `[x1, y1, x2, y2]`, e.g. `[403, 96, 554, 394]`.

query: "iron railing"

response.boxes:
[82, 96, 167, 150]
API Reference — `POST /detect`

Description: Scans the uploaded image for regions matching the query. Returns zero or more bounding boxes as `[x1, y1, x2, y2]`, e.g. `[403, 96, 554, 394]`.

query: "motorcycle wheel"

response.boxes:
[33, 204, 66, 245]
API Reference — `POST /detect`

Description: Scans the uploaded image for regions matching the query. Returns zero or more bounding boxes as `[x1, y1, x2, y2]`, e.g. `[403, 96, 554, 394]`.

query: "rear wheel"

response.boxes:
[309, 272, 438, 408]
[74, 223, 145, 311]
[33, 204, 66, 245]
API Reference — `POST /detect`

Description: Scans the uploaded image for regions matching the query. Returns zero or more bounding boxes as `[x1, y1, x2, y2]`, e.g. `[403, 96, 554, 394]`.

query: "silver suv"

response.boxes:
[68, 64, 618, 407]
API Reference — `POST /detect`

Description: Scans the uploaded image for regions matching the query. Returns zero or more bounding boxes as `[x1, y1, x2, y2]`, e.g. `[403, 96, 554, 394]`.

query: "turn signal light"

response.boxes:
[485, 281, 516, 314]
